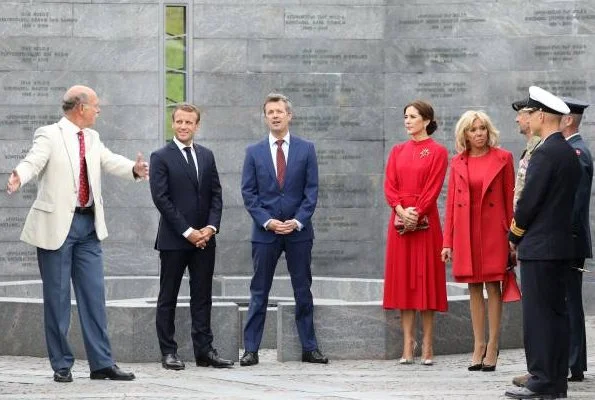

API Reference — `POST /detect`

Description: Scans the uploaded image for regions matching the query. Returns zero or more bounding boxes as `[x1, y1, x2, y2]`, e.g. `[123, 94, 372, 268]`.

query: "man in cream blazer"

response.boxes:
[6, 85, 148, 383]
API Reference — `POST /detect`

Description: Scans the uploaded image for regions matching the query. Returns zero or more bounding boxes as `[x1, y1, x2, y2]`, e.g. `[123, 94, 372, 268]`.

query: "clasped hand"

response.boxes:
[267, 219, 298, 235]
[395, 206, 419, 232]
[187, 227, 214, 249]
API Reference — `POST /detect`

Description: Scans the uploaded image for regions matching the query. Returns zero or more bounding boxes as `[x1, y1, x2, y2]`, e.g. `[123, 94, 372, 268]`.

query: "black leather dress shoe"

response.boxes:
[90, 365, 135, 381]
[568, 373, 584, 382]
[196, 349, 234, 368]
[240, 351, 259, 366]
[53, 368, 72, 383]
[162, 353, 185, 370]
[302, 349, 329, 364]
[504, 386, 567, 399]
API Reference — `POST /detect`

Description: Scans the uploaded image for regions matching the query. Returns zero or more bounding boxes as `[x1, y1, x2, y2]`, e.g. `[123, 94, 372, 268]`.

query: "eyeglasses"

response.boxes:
[81, 103, 100, 110]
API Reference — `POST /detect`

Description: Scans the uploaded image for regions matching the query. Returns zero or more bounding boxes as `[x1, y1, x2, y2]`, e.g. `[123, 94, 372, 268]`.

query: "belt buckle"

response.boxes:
[75, 206, 94, 215]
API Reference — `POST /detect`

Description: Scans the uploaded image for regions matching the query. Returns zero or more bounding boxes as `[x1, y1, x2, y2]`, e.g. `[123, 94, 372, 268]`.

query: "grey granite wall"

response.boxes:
[1, 0, 594, 313]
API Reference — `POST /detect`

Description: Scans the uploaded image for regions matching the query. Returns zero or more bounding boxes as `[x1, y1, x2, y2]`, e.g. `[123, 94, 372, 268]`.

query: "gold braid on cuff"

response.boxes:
[510, 219, 526, 237]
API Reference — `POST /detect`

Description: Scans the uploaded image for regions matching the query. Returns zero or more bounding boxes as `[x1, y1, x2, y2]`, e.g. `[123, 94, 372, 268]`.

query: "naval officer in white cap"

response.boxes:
[506, 86, 581, 400]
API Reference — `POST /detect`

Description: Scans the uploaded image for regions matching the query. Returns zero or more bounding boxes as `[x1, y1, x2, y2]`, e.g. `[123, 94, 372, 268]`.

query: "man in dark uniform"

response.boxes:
[505, 86, 581, 400]
[560, 97, 592, 383]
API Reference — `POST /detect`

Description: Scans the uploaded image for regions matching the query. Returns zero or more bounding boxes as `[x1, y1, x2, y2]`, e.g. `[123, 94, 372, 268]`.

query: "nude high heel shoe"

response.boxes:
[420, 344, 434, 366]
[399, 341, 417, 365]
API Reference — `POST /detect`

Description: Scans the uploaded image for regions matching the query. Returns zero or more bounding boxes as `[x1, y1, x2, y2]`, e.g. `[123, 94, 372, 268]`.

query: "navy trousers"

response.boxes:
[521, 260, 569, 395]
[567, 259, 587, 376]
[156, 248, 215, 358]
[243, 237, 317, 352]
[36, 213, 114, 372]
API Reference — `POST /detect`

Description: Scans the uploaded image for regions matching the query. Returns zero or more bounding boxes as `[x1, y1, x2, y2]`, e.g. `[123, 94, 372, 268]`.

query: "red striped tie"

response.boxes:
[77, 131, 90, 206]
[276, 139, 286, 187]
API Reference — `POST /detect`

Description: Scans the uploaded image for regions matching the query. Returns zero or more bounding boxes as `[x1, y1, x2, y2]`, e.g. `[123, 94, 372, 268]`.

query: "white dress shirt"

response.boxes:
[172, 136, 198, 177]
[62, 117, 94, 207]
[264, 132, 302, 231]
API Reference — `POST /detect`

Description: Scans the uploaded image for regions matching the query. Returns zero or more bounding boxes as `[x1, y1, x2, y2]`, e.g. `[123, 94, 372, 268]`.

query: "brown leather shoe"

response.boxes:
[512, 373, 532, 387]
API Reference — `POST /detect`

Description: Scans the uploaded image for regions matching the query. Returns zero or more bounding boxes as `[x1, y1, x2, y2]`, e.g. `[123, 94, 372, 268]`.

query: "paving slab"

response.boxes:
[0, 316, 594, 399]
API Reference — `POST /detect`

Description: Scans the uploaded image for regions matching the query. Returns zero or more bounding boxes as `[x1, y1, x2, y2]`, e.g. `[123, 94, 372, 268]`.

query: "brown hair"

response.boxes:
[171, 103, 201, 123]
[403, 100, 438, 135]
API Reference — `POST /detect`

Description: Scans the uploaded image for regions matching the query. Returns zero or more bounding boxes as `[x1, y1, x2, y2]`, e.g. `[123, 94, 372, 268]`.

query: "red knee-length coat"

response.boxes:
[442, 147, 514, 282]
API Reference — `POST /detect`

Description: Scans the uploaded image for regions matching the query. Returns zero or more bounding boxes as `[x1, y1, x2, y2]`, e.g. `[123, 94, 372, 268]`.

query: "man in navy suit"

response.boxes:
[150, 104, 233, 370]
[240, 93, 328, 366]
[560, 97, 592, 383]
[505, 87, 581, 400]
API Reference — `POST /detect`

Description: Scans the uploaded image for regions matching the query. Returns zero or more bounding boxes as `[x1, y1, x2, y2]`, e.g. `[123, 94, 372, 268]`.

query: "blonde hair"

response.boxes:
[454, 110, 500, 153]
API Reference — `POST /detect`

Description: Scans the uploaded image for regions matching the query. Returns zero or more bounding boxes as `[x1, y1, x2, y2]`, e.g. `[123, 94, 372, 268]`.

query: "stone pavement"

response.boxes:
[0, 317, 594, 399]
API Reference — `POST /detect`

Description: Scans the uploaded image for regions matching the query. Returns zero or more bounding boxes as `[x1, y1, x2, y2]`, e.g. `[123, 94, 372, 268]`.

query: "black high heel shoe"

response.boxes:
[468, 348, 486, 371]
[481, 349, 499, 372]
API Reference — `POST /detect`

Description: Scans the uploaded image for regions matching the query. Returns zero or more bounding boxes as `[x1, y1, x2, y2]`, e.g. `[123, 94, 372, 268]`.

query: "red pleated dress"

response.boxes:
[383, 138, 448, 311]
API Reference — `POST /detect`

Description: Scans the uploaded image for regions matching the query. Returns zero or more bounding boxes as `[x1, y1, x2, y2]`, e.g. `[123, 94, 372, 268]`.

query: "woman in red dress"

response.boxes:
[441, 110, 514, 372]
[384, 100, 448, 366]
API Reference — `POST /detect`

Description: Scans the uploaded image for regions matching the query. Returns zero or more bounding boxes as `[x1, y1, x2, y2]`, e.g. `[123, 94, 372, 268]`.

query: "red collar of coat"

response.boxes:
[450, 147, 509, 201]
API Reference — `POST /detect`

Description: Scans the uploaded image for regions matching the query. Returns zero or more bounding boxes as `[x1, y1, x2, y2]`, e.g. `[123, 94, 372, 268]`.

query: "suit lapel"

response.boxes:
[193, 143, 202, 189]
[261, 139, 278, 186]
[57, 119, 78, 188]
[480, 149, 507, 200]
[285, 136, 300, 183]
[451, 153, 469, 185]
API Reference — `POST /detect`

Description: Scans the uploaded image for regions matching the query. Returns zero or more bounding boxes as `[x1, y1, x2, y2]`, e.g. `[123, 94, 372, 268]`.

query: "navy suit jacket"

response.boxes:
[568, 134, 593, 259]
[241, 135, 318, 244]
[509, 132, 581, 260]
[150, 141, 222, 250]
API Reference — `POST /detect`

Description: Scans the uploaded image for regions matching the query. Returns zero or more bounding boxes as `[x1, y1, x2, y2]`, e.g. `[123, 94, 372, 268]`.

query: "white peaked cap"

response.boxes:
[525, 86, 570, 115]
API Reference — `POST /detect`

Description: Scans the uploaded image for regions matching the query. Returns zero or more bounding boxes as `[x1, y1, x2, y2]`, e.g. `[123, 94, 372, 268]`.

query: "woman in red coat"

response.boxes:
[384, 100, 448, 366]
[441, 110, 514, 372]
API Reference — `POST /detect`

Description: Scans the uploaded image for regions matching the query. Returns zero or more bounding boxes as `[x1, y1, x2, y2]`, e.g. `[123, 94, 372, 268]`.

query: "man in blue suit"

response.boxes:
[150, 104, 233, 370]
[240, 93, 328, 366]
[560, 97, 592, 383]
